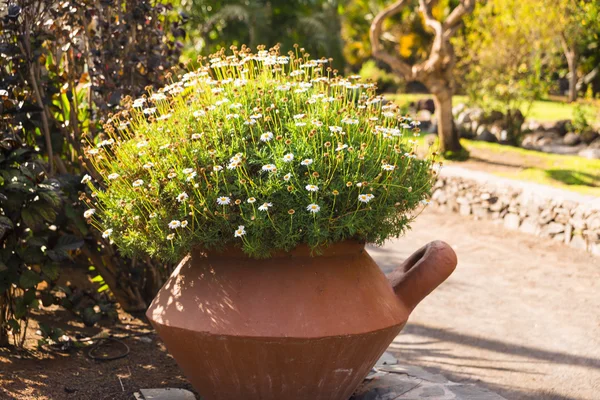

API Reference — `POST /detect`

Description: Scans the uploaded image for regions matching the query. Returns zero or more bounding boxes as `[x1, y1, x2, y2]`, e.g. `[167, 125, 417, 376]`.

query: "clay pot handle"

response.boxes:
[386, 240, 457, 312]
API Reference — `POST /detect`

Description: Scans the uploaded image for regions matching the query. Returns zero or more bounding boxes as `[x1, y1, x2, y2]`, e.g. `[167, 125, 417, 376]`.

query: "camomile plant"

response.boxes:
[82, 45, 440, 261]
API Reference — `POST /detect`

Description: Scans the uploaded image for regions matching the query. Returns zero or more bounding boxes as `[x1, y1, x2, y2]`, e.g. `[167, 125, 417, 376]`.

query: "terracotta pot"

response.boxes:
[146, 240, 456, 400]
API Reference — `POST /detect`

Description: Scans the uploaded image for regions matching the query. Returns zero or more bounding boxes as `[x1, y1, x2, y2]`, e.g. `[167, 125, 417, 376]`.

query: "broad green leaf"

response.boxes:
[41, 263, 60, 281]
[19, 269, 42, 289]
[55, 235, 84, 251]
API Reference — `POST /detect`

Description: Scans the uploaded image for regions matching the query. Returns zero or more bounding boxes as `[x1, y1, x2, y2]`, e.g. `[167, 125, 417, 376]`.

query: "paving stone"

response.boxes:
[352, 364, 507, 400]
[138, 388, 196, 400]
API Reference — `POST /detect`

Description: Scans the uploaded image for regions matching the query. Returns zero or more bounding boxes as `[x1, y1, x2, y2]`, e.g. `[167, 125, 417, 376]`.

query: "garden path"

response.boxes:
[368, 208, 600, 400]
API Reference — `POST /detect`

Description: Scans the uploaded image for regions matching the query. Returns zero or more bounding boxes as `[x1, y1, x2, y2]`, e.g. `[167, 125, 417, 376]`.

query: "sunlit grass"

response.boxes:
[387, 93, 598, 123]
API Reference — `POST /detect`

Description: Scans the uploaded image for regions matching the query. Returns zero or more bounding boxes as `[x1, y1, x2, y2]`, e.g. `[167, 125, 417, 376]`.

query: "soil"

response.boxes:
[0, 308, 196, 400]
[1, 209, 598, 400]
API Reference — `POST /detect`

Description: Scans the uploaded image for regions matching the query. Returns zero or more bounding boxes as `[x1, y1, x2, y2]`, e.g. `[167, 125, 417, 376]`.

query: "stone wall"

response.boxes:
[431, 167, 600, 256]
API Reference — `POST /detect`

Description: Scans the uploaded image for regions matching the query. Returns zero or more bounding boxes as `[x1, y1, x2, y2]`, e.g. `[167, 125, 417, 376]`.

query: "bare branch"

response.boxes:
[443, 0, 475, 32]
[369, 0, 413, 79]
[418, 0, 444, 73]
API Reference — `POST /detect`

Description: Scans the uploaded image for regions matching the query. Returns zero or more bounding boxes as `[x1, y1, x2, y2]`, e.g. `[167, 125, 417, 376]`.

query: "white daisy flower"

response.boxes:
[260, 132, 274, 142]
[166, 233, 175, 240]
[214, 165, 223, 172]
[193, 110, 206, 118]
[420, 199, 430, 205]
[177, 192, 189, 203]
[336, 144, 348, 151]
[295, 122, 306, 127]
[136, 141, 148, 149]
[305, 184, 319, 192]
[312, 120, 323, 127]
[301, 159, 313, 166]
[258, 202, 272, 211]
[227, 162, 240, 170]
[186, 172, 197, 181]
[282, 153, 294, 162]
[262, 164, 277, 173]
[182, 168, 194, 174]
[168, 172, 177, 179]
[329, 126, 343, 133]
[168, 220, 181, 229]
[181, 220, 189, 228]
[191, 133, 203, 140]
[87, 148, 99, 155]
[81, 174, 92, 184]
[143, 162, 154, 170]
[382, 164, 396, 171]
[143, 107, 156, 115]
[234, 225, 246, 238]
[102, 228, 113, 238]
[149, 212, 157, 219]
[107, 173, 120, 180]
[132, 179, 144, 187]
[247, 197, 256, 204]
[306, 203, 320, 213]
[358, 194, 375, 203]
[83, 209, 95, 218]
[283, 173, 292, 181]
[217, 196, 231, 205]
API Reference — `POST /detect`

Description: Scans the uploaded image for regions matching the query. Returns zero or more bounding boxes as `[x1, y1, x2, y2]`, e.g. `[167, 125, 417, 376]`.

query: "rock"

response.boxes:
[553, 233, 565, 242]
[459, 203, 472, 216]
[416, 109, 432, 122]
[483, 110, 504, 124]
[589, 137, 600, 149]
[541, 222, 565, 237]
[469, 107, 484, 122]
[417, 98, 435, 114]
[578, 148, 600, 159]
[476, 129, 498, 143]
[504, 213, 521, 230]
[580, 129, 599, 145]
[569, 217, 587, 230]
[473, 205, 489, 219]
[538, 209, 556, 224]
[476, 124, 489, 136]
[453, 103, 467, 116]
[524, 120, 542, 132]
[591, 243, 600, 256]
[564, 223, 573, 244]
[569, 234, 587, 250]
[456, 110, 472, 124]
[540, 143, 587, 155]
[563, 132, 581, 146]
[553, 119, 572, 136]
[520, 218, 540, 235]
[138, 388, 196, 400]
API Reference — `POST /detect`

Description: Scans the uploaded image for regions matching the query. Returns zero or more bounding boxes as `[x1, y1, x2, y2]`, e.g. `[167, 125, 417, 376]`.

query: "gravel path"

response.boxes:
[368, 209, 600, 400]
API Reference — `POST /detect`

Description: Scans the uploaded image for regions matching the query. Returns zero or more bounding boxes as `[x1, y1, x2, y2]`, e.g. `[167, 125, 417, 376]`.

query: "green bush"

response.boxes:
[85, 46, 437, 261]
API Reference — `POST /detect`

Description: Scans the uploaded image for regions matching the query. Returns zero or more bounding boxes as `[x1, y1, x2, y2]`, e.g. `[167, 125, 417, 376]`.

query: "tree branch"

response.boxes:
[369, 0, 413, 79]
[443, 0, 475, 32]
[418, 0, 444, 73]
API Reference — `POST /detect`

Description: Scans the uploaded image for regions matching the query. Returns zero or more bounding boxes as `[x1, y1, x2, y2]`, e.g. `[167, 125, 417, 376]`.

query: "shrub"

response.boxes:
[84, 46, 438, 261]
[0, 0, 185, 328]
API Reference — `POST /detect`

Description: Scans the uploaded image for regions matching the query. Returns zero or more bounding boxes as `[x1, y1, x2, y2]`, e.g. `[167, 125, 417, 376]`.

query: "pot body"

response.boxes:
[146, 241, 408, 400]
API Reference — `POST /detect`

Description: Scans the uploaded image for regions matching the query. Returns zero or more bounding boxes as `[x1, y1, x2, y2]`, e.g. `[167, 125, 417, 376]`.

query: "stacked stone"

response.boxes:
[431, 176, 600, 256]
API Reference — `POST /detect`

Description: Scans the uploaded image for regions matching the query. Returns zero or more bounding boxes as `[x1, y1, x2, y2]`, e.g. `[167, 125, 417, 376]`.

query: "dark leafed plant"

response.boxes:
[0, 136, 72, 347]
[0, 0, 184, 346]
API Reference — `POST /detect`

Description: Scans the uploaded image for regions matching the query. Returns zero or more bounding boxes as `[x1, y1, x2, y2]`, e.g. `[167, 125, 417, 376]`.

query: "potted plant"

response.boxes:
[83, 45, 456, 400]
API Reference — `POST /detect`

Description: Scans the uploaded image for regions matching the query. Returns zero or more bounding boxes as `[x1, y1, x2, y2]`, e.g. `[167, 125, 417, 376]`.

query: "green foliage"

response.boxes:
[179, 0, 345, 70]
[359, 60, 404, 93]
[85, 46, 438, 262]
[454, 0, 553, 115]
[0, 139, 75, 347]
[0, 0, 185, 344]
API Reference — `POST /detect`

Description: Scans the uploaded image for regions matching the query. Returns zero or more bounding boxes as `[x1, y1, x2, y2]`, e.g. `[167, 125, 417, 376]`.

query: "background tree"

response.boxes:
[177, 0, 345, 70]
[370, 0, 475, 154]
[453, 0, 553, 116]
[548, 0, 600, 102]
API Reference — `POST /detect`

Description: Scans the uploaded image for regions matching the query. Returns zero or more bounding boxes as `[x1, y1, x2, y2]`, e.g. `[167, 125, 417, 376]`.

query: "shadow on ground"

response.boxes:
[389, 322, 599, 400]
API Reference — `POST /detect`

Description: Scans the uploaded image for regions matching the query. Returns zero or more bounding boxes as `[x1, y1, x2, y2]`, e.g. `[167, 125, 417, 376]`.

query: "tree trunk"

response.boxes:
[430, 88, 461, 154]
[566, 51, 578, 103]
